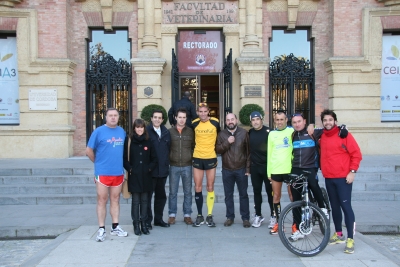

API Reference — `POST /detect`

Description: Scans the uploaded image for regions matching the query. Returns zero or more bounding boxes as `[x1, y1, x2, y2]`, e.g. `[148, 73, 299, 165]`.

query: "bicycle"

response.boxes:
[278, 171, 330, 257]
[308, 175, 331, 235]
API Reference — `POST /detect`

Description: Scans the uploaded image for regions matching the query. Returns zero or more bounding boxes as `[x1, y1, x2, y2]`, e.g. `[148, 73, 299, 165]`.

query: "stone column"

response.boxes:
[235, 0, 269, 114]
[132, 0, 166, 110]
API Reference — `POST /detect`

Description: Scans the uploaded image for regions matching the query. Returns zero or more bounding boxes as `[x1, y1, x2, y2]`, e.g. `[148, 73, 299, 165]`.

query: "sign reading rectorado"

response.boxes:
[162, 1, 238, 24]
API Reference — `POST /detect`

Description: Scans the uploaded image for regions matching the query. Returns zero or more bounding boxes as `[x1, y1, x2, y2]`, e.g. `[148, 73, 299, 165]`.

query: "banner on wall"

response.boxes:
[177, 31, 223, 73]
[0, 37, 20, 125]
[381, 35, 400, 122]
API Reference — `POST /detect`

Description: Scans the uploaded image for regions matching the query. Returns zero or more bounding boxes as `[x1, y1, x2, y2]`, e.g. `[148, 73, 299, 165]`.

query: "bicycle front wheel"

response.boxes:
[278, 201, 330, 257]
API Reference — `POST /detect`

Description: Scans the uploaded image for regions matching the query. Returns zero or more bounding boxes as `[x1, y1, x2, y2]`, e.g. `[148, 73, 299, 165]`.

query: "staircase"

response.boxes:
[0, 156, 399, 205]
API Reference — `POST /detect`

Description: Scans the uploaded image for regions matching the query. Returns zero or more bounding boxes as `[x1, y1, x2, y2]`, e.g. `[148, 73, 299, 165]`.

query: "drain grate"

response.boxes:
[0, 236, 57, 241]
[360, 232, 400, 236]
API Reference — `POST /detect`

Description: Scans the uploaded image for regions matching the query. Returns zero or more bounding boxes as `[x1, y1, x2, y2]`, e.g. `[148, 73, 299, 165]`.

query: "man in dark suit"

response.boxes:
[146, 109, 171, 228]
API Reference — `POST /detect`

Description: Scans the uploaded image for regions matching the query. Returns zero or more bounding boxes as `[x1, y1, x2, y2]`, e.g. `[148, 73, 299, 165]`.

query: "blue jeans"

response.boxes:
[222, 168, 250, 221]
[168, 166, 193, 217]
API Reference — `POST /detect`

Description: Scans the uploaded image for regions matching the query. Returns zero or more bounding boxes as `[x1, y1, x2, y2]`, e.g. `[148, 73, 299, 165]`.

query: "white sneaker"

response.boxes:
[252, 215, 265, 228]
[96, 228, 106, 242]
[268, 216, 276, 229]
[110, 225, 128, 237]
[321, 208, 329, 220]
[289, 230, 304, 242]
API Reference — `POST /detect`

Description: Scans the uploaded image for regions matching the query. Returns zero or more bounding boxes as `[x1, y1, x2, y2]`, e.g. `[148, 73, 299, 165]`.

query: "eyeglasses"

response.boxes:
[291, 113, 304, 118]
[198, 102, 208, 107]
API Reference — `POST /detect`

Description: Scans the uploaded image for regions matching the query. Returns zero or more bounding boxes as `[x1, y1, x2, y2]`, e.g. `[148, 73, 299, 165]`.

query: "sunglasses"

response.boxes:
[198, 102, 208, 107]
[291, 113, 304, 118]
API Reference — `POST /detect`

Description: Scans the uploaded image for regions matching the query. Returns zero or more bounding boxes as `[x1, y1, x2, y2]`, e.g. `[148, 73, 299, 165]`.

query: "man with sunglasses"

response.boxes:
[191, 102, 220, 227]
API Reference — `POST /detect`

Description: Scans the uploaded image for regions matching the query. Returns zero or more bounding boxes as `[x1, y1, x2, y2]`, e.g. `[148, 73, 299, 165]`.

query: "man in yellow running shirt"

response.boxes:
[191, 102, 220, 227]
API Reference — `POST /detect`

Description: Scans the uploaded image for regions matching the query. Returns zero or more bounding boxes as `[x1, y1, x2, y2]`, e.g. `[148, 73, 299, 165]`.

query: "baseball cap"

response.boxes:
[250, 111, 263, 120]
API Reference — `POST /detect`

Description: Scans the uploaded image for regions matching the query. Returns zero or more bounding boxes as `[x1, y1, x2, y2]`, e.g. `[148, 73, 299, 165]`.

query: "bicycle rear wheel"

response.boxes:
[321, 187, 331, 212]
[278, 201, 330, 257]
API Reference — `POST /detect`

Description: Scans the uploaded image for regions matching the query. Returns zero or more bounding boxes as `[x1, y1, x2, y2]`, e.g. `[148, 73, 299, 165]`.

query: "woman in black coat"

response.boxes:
[123, 119, 157, 236]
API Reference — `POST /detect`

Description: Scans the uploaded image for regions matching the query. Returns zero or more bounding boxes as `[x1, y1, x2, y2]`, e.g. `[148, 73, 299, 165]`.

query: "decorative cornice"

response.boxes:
[0, 0, 23, 8]
[377, 0, 400, 6]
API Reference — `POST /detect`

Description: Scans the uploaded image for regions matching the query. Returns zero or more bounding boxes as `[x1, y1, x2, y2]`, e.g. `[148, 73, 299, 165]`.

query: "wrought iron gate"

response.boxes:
[86, 53, 132, 140]
[222, 48, 233, 123]
[269, 53, 314, 126]
[171, 48, 180, 104]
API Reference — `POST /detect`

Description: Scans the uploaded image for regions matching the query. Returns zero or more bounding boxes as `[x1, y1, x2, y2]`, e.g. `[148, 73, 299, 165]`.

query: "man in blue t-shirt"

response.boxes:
[86, 108, 128, 242]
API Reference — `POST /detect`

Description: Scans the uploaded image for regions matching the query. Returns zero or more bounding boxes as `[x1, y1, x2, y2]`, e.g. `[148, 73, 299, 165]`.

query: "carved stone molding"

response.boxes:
[0, 0, 23, 8]
[377, 0, 400, 6]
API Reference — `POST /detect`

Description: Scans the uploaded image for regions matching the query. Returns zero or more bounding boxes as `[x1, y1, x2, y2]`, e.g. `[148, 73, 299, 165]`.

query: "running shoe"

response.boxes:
[96, 228, 106, 242]
[344, 238, 355, 254]
[269, 223, 279, 235]
[268, 216, 276, 229]
[110, 225, 128, 237]
[289, 230, 304, 242]
[252, 215, 264, 228]
[329, 232, 346, 244]
[206, 215, 216, 227]
[193, 215, 205, 227]
[321, 208, 329, 220]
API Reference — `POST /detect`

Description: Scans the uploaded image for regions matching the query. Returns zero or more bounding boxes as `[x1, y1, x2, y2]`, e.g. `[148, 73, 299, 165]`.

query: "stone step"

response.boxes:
[1, 189, 399, 205]
[0, 175, 94, 185]
[0, 168, 93, 176]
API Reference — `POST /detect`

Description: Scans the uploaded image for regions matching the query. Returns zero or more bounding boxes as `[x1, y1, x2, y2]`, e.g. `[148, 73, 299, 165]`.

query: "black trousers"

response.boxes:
[291, 167, 325, 227]
[147, 177, 167, 223]
[250, 164, 274, 217]
[131, 192, 148, 223]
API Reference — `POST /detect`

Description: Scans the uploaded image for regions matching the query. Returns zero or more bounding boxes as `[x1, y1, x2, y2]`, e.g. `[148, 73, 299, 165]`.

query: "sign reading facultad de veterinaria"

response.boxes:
[29, 89, 58, 110]
[244, 86, 262, 97]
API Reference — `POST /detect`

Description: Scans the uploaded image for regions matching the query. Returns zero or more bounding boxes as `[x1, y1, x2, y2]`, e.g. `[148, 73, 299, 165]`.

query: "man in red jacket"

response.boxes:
[319, 109, 362, 254]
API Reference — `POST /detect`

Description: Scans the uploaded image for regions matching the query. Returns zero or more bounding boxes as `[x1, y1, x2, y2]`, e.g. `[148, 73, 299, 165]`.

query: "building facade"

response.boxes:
[0, 0, 399, 158]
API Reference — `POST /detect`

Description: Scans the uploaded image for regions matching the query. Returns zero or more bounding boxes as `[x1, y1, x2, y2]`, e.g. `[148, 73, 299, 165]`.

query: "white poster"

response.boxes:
[381, 36, 400, 122]
[0, 37, 19, 125]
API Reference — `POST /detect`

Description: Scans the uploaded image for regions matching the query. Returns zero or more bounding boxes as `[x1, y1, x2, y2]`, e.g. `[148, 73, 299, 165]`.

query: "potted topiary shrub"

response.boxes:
[239, 104, 265, 126]
[140, 104, 168, 125]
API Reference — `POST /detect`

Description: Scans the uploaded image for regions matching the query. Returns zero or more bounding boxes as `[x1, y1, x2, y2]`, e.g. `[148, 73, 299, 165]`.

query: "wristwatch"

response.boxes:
[350, 170, 357, 173]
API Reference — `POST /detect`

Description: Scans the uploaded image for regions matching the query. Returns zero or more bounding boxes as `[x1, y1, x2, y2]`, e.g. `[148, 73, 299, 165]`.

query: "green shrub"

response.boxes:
[239, 104, 265, 126]
[140, 104, 168, 125]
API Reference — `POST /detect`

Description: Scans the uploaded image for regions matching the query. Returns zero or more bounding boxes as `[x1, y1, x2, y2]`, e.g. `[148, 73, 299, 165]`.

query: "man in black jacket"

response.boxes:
[146, 110, 171, 228]
[168, 91, 198, 127]
[216, 113, 251, 228]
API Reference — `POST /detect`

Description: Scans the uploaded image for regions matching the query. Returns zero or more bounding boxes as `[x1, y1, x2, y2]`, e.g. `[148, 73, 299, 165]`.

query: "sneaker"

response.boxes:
[110, 225, 128, 237]
[252, 215, 264, 228]
[289, 230, 304, 242]
[344, 238, 355, 254]
[206, 215, 216, 227]
[329, 232, 346, 244]
[269, 223, 279, 235]
[291, 224, 297, 234]
[96, 228, 106, 242]
[193, 215, 205, 227]
[289, 225, 304, 241]
[268, 216, 276, 229]
[321, 208, 329, 220]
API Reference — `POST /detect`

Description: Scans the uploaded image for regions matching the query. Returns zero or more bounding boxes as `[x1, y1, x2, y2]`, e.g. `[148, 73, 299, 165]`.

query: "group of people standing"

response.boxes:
[86, 91, 362, 255]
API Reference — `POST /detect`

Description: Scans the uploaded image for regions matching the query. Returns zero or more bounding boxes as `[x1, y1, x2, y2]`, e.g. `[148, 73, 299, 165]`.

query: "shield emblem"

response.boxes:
[144, 87, 153, 98]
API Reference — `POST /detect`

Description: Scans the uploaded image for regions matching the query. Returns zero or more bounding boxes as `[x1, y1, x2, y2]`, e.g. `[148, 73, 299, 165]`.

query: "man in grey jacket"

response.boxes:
[216, 113, 251, 228]
[168, 108, 195, 225]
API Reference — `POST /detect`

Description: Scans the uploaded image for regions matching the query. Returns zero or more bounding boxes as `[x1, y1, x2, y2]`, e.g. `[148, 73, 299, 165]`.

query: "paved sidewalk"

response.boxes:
[0, 203, 399, 266]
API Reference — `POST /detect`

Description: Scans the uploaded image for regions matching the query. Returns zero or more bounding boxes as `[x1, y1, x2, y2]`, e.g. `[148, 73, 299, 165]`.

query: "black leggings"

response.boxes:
[250, 164, 273, 217]
[291, 167, 325, 228]
[325, 178, 355, 239]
